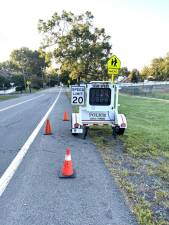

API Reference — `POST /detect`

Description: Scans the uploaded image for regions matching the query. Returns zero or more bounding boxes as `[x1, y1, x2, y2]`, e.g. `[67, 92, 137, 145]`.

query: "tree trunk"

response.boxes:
[77, 75, 80, 85]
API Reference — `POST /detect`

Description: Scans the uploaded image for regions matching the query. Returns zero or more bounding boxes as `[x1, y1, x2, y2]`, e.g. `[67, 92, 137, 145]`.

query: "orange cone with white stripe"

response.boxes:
[63, 111, 69, 121]
[59, 148, 76, 178]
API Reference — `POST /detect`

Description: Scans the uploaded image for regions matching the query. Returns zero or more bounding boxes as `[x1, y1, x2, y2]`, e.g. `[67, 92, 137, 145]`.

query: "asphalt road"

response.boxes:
[0, 87, 138, 225]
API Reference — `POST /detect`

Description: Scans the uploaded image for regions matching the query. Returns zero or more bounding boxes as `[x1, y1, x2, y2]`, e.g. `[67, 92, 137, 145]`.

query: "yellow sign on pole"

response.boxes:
[107, 55, 121, 75]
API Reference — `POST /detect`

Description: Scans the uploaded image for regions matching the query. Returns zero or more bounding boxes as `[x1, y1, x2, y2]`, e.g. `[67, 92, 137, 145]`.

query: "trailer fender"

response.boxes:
[72, 113, 81, 128]
[117, 114, 127, 128]
[71, 113, 83, 134]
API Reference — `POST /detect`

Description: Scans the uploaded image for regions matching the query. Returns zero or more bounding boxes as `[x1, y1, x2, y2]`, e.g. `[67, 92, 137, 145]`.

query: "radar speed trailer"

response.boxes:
[71, 81, 127, 138]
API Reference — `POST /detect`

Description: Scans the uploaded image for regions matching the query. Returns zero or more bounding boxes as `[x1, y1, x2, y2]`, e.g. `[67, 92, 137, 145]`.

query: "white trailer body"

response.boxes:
[71, 81, 127, 137]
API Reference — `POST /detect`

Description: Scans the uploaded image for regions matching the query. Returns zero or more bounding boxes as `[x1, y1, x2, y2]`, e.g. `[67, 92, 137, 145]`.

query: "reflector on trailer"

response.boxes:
[74, 123, 80, 128]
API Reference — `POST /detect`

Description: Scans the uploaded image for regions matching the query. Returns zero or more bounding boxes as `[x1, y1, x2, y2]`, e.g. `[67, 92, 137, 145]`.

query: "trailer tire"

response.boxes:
[117, 128, 125, 135]
[82, 127, 89, 139]
[113, 126, 125, 136]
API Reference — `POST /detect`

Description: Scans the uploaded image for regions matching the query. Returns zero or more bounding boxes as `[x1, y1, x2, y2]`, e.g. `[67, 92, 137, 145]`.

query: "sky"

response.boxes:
[0, 0, 169, 71]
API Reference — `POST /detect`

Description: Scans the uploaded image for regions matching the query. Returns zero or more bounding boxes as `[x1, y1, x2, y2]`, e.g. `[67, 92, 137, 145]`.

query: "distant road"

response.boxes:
[0, 87, 137, 225]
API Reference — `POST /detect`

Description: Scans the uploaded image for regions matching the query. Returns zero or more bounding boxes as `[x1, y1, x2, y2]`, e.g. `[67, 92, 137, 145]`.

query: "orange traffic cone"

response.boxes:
[59, 148, 76, 178]
[63, 111, 69, 121]
[44, 119, 52, 135]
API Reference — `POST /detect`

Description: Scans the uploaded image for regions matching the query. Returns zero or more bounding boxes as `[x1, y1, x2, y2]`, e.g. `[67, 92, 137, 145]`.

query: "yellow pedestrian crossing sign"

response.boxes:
[107, 55, 121, 75]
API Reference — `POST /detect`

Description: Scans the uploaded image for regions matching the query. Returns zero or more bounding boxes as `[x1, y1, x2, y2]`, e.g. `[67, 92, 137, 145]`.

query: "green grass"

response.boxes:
[143, 91, 169, 100]
[116, 95, 169, 224]
[0, 95, 18, 101]
[153, 162, 169, 181]
[119, 95, 169, 158]
[123, 91, 169, 100]
[88, 95, 169, 225]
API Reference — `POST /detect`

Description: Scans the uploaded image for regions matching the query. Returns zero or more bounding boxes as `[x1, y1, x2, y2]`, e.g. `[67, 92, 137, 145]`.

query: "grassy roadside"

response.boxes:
[0, 88, 42, 101]
[119, 95, 169, 158]
[89, 95, 169, 225]
[146, 91, 169, 100]
[66, 91, 169, 224]
[122, 91, 169, 100]
[0, 95, 18, 101]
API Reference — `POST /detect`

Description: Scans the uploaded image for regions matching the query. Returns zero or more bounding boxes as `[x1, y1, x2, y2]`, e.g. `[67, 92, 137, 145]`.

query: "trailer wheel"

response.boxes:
[112, 127, 117, 138]
[112, 126, 125, 137]
[115, 126, 125, 135]
[82, 127, 89, 139]
[117, 128, 125, 135]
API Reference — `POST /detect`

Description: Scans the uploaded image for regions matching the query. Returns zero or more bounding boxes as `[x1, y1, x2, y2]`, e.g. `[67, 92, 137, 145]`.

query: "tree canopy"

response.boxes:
[10, 47, 49, 77]
[141, 53, 169, 81]
[130, 69, 141, 83]
[38, 11, 112, 83]
[0, 47, 51, 89]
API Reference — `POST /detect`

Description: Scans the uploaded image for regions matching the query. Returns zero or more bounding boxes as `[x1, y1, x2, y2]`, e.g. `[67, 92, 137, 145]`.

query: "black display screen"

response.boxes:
[89, 88, 111, 106]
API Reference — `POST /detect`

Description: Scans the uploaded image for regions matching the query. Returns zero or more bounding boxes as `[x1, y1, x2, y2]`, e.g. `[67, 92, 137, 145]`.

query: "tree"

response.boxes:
[0, 75, 6, 89]
[140, 53, 169, 81]
[9, 47, 50, 89]
[141, 66, 154, 80]
[31, 75, 43, 89]
[119, 67, 130, 77]
[10, 47, 48, 77]
[10, 74, 25, 87]
[38, 11, 112, 83]
[0, 61, 17, 72]
[151, 58, 165, 81]
[130, 69, 140, 83]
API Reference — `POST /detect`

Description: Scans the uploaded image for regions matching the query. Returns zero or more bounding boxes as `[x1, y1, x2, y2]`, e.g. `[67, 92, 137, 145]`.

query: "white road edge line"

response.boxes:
[0, 88, 62, 197]
[0, 94, 45, 112]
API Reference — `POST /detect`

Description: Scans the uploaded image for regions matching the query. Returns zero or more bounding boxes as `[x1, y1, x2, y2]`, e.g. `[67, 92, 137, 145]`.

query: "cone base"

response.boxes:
[44, 132, 52, 135]
[59, 169, 76, 178]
